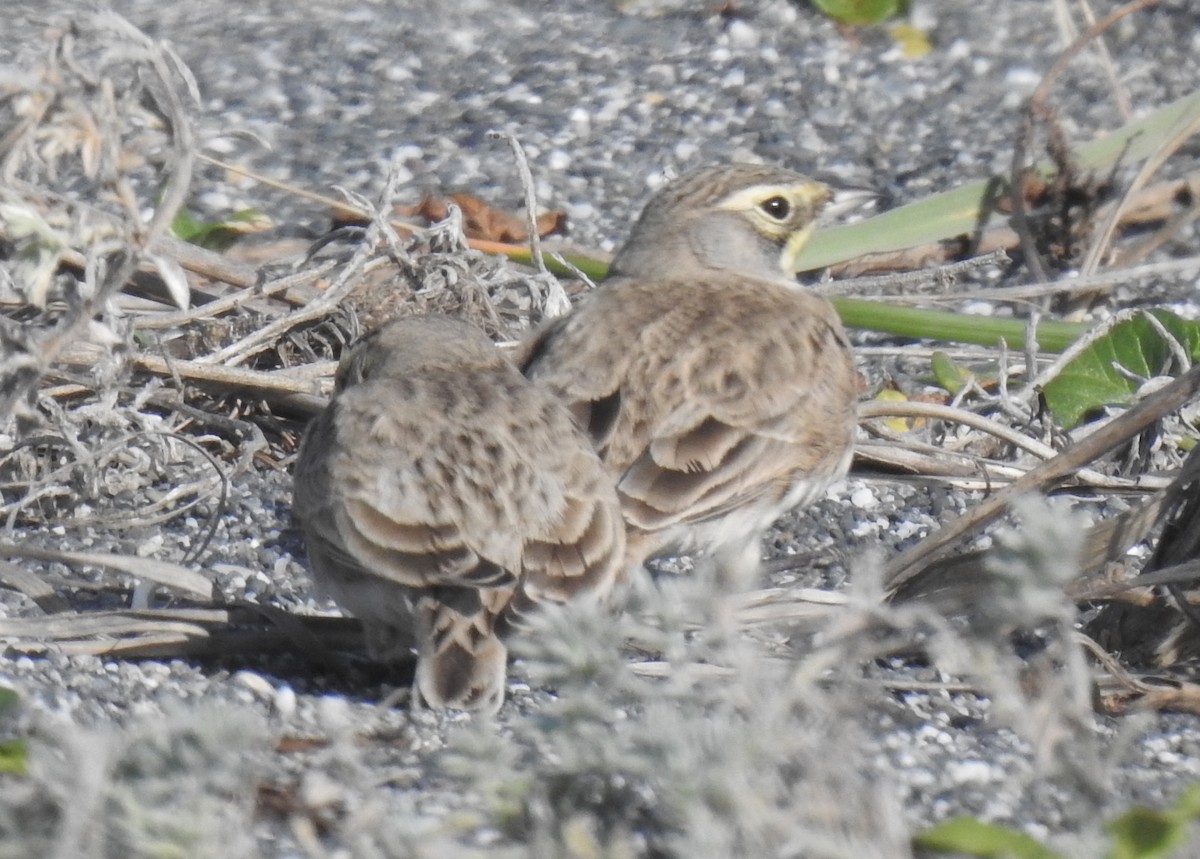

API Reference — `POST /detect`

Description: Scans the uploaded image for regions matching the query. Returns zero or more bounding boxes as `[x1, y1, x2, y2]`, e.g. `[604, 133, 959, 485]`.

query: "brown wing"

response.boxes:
[520, 275, 857, 534]
[516, 299, 631, 453]
[501, 431, 626, 633]
[293, 362, 624, 617]
[293, 380, 520, 598]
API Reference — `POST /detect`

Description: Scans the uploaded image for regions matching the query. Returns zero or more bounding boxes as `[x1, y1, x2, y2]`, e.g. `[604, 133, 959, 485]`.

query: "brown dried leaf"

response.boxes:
[405, 192, 568, 242]
[275, 735, 330, 753]
[1098, 677, 1200, 716]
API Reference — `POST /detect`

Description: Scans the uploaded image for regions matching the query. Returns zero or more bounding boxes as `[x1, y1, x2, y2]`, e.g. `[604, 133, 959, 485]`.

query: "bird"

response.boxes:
[517, 163, 858, 590]
[292, 314, 626, 713]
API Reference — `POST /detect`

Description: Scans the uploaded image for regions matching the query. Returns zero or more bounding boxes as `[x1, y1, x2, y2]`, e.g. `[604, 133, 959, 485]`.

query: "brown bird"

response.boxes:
[292, 314, 625, 713]
[518, 163, 858, 589]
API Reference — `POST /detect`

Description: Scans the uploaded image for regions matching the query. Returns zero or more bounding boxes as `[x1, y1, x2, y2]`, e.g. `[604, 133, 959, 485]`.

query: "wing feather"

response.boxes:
[520, 274, 857, 538]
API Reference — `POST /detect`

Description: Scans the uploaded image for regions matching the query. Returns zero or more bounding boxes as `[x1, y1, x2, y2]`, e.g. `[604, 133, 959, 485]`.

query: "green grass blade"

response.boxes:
[914, 816, 1063, 859]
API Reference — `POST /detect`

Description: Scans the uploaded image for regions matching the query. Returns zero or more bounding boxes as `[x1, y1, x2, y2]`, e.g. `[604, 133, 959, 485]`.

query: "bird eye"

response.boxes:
[759, 195, 791, 220]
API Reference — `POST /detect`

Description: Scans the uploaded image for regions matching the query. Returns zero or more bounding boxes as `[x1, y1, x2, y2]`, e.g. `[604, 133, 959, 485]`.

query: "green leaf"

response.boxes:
[811, 0, 900, 25]
[915, 816, 1063, 858]
[1041, 310, 1200, 428]
[931, 350, 968, 394]
[0, 738, 27, 775]
[890, 22, 932, 58]
[929, 352, 1001, 395]
[1165, 783, 1200, 819]
[1106, 808, 1187, 859]
[170, 207, 267, 251]
[1105, 784, 1200, 859]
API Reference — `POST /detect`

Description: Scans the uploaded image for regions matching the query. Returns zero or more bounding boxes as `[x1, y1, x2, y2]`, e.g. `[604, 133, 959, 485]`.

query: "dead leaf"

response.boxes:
[403, 193, 568, 243]
[1097, 676, 1200, 716]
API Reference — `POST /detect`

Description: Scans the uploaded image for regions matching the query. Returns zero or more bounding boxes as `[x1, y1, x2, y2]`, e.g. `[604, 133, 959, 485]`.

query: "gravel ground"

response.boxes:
[3, 0, 1200, 856]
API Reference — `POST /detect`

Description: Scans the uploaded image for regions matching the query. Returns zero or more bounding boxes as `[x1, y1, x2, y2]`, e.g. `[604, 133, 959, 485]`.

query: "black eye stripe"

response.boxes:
[759, 195, 791, 220]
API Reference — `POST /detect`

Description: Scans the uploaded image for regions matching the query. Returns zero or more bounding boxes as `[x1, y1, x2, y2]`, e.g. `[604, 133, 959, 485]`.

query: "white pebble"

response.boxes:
[274, 685, 298, 718]
[725, 19, 758, 50]
[1004, 66, 1041, 92]
[895, 520, 924, 540]
[948, 759, 995, 784]
[300, 769, 344, 809]
[850, 486, 879, 510]
[317, 695, 353, 732]
[566, 200, 596, 221]
[908, 768, 937, 788]
[568, 106, 591, 132]
[233, 670, 274, 699]
[547, 149, 571, 171]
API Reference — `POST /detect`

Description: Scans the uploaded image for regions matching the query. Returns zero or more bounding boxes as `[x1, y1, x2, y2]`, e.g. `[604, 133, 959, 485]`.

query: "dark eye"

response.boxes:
[759, 195, 790, 220]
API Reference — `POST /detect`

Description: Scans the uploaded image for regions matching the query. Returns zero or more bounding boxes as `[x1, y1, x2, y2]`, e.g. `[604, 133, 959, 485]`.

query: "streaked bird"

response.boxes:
[293, 314, 625, 713]
[518, 163, 857, 588]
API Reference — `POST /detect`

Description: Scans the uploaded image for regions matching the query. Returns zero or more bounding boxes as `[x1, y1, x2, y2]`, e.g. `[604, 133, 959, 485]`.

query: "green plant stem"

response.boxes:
[502, 246, 610, 282]
[829, 296, 1085, 352]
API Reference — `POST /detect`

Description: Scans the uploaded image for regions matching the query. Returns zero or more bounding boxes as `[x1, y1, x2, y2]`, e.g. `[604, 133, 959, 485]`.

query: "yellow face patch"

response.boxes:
[780, 222, 819, 275]
[713, 180, 830, 273]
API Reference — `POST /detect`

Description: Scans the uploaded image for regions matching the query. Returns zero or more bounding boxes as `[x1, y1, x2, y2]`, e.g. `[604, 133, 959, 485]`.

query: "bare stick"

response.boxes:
[487, 130, 546, 275]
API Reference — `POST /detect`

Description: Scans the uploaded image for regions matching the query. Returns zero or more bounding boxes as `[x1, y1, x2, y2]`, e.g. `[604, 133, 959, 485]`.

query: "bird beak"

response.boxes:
[781, 185, 876, 276]
[819, 186, 878, 223]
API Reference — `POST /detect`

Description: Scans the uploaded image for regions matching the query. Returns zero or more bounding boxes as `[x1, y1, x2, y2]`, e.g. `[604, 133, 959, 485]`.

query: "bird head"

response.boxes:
[607, 164, 831, 283]
[334, 314, 503, 391]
